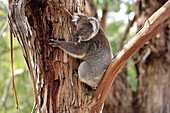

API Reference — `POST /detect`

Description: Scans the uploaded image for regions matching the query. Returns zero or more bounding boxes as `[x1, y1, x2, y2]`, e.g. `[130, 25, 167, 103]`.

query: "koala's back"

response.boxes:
[78, 28, 112, 86]
[83, 28, 112, 71]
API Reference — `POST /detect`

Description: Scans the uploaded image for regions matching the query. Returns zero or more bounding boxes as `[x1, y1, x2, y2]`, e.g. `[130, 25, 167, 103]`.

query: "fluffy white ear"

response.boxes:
[72, 13, 79, 22]
[72, 13, 80, 25]
[72, 13, 86, 26]
[89, 17, 100, 35]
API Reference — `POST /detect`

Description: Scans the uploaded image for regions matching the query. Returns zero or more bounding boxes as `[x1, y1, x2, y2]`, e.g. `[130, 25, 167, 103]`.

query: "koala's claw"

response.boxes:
[73, 70, 78, 78]
[49, 39, 57, 42]
[58, 36, 65, 41]
[49, 39, 60, 47]
[49, 42, 54, 45]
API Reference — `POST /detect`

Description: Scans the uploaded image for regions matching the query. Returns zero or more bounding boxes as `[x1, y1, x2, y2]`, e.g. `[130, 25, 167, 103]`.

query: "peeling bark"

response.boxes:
[24, 0, 99, 112]
[8, 0, 170, 112]
[133, 0, 170, 113]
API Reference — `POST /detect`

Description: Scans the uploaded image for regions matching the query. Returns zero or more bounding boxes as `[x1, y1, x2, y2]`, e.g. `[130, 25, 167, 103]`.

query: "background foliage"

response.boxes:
[0, 0, 137, 112]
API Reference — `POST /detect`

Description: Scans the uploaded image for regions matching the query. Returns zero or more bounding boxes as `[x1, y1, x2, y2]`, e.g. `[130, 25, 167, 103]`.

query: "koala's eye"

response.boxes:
[81, 30, 85, 34]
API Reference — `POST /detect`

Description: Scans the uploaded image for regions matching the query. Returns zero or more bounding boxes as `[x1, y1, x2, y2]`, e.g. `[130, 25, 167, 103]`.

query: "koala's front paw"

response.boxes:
[49, 39, 60, 47]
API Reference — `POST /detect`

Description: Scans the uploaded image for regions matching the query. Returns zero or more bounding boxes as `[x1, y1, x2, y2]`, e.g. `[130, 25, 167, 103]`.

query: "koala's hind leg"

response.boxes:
[78, 61, 98, 86]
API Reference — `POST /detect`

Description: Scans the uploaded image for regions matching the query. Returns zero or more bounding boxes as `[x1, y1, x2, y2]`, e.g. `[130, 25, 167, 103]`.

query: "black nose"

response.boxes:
[75, 31, 79, 36]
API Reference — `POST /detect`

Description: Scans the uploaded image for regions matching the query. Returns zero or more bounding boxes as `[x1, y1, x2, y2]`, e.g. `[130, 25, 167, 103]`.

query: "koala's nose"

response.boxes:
[75, 31, 79, 36]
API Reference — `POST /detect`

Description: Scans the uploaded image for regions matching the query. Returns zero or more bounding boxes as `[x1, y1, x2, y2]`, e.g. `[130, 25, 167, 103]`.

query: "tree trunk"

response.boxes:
[133, 0, 170, 113]
[103, 66, 133, 113]
[9, 0, 170, 112]
[24, 0, 100, 112]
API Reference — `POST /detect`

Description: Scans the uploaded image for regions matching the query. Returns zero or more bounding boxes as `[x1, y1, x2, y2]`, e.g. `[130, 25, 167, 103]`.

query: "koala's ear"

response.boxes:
[72, 13, 86, 26]
[72, 13, 80, 25]
[89, 17, 100, 34]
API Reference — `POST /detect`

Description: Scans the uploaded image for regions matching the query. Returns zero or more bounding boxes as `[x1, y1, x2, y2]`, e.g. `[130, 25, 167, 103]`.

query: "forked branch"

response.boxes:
[91, 1, 170, 112]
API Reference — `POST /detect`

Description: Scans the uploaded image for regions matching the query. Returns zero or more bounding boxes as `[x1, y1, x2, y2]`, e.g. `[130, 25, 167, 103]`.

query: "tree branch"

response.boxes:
[100, 3, 108, 30]
[91, 1, 170, 112]
[86, 0, 98, 18]
[116, 14, 137, 51]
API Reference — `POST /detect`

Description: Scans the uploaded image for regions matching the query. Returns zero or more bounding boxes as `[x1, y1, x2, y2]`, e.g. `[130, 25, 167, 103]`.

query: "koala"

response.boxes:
[49, 13, 113, 87]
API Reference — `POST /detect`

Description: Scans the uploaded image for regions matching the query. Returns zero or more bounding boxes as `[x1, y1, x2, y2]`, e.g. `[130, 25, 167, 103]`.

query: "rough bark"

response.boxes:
[24, 0, 99, 112]
[8, 0, 170, 112]
[133, 0, 170, 113]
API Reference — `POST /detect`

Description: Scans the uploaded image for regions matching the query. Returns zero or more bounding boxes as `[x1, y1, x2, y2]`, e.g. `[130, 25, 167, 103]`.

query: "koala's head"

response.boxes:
[72, 13, 100, 41]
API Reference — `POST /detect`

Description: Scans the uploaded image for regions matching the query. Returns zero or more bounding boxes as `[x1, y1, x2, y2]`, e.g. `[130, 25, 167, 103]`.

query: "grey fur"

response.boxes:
[49, 13, 113, 86]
